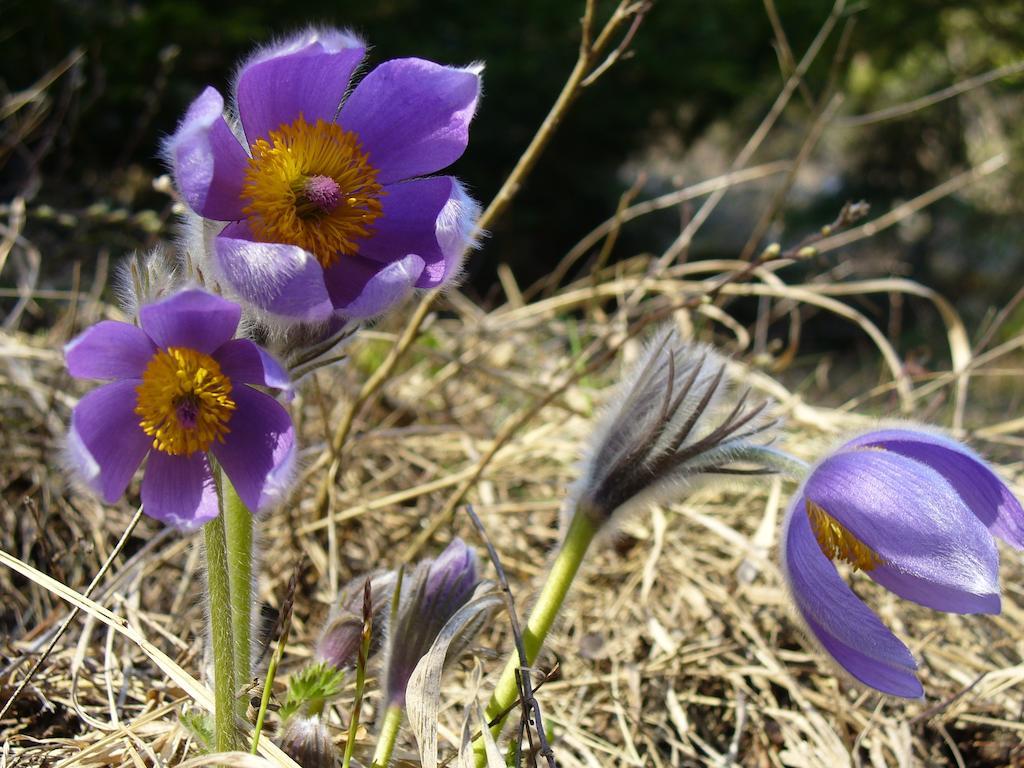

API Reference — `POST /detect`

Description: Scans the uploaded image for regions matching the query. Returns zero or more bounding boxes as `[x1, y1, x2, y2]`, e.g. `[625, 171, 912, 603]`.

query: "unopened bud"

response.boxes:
[278, 715, 336, 768]
[315, 570, 396, 670]
[383, 538, 483, 706]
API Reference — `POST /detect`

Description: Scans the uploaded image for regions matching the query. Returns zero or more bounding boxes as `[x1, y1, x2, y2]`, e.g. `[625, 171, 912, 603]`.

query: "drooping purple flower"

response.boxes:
[65, 289, 295, 529]
[780, 427, 1023, 697]
[383, 538, 484, 706]
[166, 28, 481, 324]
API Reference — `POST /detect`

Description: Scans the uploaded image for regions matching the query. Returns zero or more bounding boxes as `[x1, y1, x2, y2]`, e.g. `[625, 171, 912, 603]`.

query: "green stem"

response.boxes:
[474, 509, 598, 765]
[250, 599, 293, 754]
[203, 514, 238, 752]
[222, 471, 254, 692]
[371, 704, 404, 767]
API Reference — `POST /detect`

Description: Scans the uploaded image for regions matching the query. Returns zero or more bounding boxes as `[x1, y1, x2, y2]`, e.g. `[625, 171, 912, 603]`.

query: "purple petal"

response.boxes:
[359, 177, 447, 263]
[424, 538, 478, 617]
[323, 253, 425, 319]
[213, 338, 291, 392]
[165, 87, 250, 221]
[65, 321, 156, 381]
[211, 386, 295, 513]
[68, 380, 150, 503]
[850, 428, 1024, 550]
[806, 448, 1000, 613]
[235, 29, 365, 146]
[141, 451, 219, 529]
[781, 500, 922, 697]
[358, 176, 477, 290]
[214, 223, 335, 323]
[340, 58, 480, 184]
[139, 289, 241, 354]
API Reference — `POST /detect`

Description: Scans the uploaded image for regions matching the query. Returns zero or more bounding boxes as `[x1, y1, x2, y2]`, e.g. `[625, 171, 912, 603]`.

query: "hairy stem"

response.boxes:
[222, 472, 254, 693]
[371, 704, 404, 767]
[203, 514, 238, 752]
[475, 509, 598, 764]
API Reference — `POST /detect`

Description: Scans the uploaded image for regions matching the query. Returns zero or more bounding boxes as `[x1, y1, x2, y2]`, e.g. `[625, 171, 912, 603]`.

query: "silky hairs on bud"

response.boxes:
[567, 325, 779, 532]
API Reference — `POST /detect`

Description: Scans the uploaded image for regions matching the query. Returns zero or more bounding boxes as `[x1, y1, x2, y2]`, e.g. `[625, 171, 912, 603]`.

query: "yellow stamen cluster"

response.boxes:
[242, 115, 384, 269]
[806, 499, 884, 572]
[135, 347, 236, 456]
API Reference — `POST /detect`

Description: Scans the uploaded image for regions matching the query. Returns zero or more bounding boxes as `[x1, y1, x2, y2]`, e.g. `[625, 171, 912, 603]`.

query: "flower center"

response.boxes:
[806, 499, 884, 572]
[241, 115, 384, 269]
[135, 347, 236, 456]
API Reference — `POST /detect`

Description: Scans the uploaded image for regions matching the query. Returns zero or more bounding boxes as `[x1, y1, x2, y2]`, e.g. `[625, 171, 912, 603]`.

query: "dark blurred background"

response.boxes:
[1, 0, 1022, 331]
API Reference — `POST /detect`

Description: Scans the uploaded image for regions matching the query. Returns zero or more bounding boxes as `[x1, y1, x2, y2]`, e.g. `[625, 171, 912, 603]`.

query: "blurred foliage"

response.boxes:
[1, 0, 1022, 315]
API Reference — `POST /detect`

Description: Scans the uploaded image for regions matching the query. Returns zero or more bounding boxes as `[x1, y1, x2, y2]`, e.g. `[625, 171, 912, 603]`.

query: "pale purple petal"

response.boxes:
[68, 380, 150, 503]
[236, 30, 366, 145]
[212, 386, 295, 513]
[428, 177, 480, 288]
[141, 451, 219, 529]
[850, 429, 1024, 549]
[165, 86, 250, 221]
[781, 501, 922, 697]
[340, 58, 480, 184]
[323, 253, 425, 319]
[65, 321, 156, 381]
[213, 338, 291, 391]
[214, 223, 335, 323]
[805, 448, 1000, 611]
[139, 289, 241, 354]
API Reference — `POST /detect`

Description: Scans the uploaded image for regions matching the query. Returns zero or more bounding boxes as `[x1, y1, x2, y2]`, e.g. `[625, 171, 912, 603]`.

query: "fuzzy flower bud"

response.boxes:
[278, 715, 337, 768]
[315, 570, 396, 670]
[569, 326, 781, 529]
[383, 538, 484, 706]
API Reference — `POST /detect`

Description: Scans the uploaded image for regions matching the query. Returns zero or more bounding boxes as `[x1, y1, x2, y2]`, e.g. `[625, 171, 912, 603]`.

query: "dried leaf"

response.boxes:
[406, 588, 502, 768]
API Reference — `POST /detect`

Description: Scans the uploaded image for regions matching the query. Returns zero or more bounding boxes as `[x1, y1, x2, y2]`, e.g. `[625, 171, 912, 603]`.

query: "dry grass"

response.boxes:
[3, 233, 1024, 767]
[4, 1, 1024, 765]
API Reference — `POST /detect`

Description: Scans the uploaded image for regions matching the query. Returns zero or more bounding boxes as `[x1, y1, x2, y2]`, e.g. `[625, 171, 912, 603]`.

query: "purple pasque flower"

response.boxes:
[64, 289, 295, 529]
[166, 28, 481, 324]
[780, 427, 1023, 698]
[383, 537, 482, 706]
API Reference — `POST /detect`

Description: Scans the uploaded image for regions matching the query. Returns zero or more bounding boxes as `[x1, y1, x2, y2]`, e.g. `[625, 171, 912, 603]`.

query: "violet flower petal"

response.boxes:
[213, 338, 291, 391]
[781, 500, 923, 697]
[68, 380, 151, 503]
[141, 451, 219, 529]
[424, 537, 478, 617]
[214, 223, 335, 323]
[165, 86, 250, 221]
[340, 58, 480, 185]
[357, 176, 477, 290]
[236, 31, 365, 146]
[850, 428, 1024, 549]
[65, 320, 156, 381]
[211, 386, 295, 513]
[358, 176, 448, 263]
[805, 448, 1000, 611]
[323, 253, 425, 319]
[139, 289, 241, 354]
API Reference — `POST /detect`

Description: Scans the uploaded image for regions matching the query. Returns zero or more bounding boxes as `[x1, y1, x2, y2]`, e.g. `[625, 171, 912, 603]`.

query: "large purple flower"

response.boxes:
[166, 28, 481, 324]
[780, 427, 1023, 697]
[65, 289, 295, 529]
